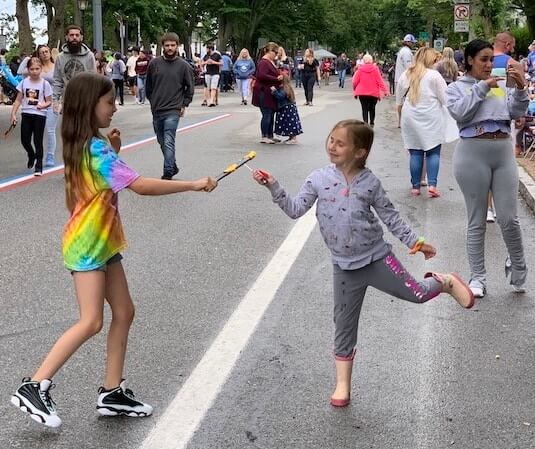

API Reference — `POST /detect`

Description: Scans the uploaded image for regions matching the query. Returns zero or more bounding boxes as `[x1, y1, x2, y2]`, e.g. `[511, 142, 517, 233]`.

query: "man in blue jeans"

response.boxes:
[146, 32, 194, 179]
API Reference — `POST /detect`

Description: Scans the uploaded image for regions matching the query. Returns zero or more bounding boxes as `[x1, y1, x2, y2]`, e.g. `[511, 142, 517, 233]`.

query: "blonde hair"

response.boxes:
[363, 53, 373, 64]
[304, 48, 315, 64]
[406, 47, 437, 106]
[278, 46, 287, 61]
[439, 47, 458, 81]
[238, 48, 251, 60]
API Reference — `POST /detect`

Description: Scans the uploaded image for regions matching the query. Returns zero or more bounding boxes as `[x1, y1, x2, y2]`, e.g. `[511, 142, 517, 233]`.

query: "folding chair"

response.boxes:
[525, 127, 535, 160]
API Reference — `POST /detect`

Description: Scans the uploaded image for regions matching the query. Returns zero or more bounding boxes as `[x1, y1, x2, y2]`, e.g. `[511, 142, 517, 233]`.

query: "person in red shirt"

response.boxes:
[352, 54, 388, 127]
[134, 49, 149, 105]
[321, 59, 332, 85]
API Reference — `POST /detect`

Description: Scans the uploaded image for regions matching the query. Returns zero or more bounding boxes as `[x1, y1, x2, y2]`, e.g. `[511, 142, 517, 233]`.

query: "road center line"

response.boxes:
[139, 205, 318, 449]
[0, 114, 231, 192]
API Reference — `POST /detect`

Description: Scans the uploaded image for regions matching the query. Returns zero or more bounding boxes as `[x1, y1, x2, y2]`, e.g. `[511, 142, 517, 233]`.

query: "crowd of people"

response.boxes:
[2, 23, 535, 432]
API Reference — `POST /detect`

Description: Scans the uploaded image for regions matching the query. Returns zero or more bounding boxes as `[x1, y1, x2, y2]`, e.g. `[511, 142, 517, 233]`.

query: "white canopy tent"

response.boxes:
[313, 48, 337, 59]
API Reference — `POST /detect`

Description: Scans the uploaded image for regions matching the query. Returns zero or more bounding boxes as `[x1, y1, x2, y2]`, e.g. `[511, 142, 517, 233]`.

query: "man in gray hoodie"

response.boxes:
[53, 25, 96, 105]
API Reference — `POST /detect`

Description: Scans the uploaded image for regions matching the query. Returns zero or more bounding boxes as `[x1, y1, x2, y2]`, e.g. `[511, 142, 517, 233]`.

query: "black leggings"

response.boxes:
[21, 113, 46, 170]
[302, 72, 316, 103]
[358, 95, 378, 125]
[113, 79, 124, 105]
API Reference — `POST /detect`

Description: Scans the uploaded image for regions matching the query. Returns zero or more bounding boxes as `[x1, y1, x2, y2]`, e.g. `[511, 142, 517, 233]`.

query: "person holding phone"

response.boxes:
[446, 39, 529, 299]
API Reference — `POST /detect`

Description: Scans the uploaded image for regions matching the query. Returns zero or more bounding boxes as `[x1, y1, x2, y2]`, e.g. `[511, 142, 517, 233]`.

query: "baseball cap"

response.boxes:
[403, 34, 417, 43]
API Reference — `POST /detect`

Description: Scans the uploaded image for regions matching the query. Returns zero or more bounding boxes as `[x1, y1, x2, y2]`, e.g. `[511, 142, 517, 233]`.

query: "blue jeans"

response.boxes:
[409, 145, 441, 188]
[294, 70, 302, 87]
[45, 107, 58, 163]
[338, 69, 346, 87]
[260, 107, 275, 138]
[137, 75, 146, 103]
[153, 113, 180, 177]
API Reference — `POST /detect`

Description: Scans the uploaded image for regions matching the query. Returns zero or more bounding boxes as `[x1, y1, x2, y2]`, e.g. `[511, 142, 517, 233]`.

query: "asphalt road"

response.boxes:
[1, 82, 534, 449]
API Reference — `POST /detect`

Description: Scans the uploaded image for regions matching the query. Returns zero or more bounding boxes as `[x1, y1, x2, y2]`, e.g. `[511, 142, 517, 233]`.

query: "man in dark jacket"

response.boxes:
[146, 32, 194, 179]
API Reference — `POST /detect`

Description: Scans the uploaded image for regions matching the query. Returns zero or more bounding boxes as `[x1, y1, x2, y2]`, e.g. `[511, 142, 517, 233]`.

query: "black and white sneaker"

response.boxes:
[10, 377, 62, 427]
[97, 379, 153, 417]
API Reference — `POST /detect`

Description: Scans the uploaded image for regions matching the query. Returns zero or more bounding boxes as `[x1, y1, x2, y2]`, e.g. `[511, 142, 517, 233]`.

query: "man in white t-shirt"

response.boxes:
[126, 47, 139, 102]
[395, 33, 416, 127]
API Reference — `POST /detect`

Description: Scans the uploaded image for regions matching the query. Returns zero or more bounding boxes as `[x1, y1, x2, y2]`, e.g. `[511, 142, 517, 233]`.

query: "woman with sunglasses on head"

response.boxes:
[252, 42, 283, 144]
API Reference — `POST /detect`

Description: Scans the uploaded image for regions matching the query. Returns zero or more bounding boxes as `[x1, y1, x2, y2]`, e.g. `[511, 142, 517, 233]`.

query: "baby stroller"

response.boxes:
[0, 63, 22, 104]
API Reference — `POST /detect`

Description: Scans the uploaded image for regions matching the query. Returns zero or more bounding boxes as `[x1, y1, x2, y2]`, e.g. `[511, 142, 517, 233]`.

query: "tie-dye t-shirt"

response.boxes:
[62, 137, 139, 271]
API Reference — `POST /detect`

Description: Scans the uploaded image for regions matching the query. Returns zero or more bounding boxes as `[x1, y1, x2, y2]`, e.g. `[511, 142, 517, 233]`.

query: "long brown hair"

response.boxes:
[281, 75, 295, 103]
[62, 73, 114, 212]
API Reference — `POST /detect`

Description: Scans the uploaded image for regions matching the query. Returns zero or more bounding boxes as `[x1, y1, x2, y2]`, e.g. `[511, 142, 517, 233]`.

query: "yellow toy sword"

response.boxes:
[216, 151, 257, 182]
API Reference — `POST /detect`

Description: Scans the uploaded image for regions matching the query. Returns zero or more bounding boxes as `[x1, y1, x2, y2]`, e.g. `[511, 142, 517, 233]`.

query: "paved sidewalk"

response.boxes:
[518, 158, 535, 213]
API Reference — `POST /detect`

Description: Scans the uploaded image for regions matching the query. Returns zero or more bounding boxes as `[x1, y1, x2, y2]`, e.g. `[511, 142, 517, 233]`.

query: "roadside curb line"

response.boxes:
[518, 163, 535, 214]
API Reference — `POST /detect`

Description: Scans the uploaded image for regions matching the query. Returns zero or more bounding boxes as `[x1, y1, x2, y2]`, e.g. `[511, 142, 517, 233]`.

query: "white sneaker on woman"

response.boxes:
[470, 286, 486, 298]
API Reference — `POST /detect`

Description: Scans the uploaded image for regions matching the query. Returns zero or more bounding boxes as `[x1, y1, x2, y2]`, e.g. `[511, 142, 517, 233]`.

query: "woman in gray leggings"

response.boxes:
[446, 39, 529, 298]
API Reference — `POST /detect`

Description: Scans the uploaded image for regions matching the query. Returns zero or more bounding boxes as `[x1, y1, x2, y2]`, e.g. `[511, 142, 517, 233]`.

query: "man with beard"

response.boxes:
[52, 25, 96, 108]
[146, 32, 194, 180]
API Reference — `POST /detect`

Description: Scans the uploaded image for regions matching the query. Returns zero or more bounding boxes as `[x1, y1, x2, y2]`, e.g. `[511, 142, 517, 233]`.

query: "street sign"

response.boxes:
[454, 3, 470, 33]
[454, 4, 470, 20]
[419, 31, 429, 41]
[454, 21, 469, 32]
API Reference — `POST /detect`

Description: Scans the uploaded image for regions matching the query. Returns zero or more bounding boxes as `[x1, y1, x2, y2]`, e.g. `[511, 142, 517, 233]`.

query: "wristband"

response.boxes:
[409, 237, 425, 254]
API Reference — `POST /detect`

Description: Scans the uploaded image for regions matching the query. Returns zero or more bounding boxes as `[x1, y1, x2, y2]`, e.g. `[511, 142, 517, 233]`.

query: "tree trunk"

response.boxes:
[16, 0, 33, 54]
[44, 0, 66, 50]
[181, 33, 192, 58]
[525, 4, 535, 37]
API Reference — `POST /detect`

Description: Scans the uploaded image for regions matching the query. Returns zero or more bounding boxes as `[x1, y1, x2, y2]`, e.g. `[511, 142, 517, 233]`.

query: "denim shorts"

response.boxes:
[71, 253, 123, 274]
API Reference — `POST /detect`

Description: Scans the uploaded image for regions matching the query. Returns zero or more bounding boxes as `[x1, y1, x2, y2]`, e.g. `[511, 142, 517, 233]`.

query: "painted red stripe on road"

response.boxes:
[0, 114, 231, 192]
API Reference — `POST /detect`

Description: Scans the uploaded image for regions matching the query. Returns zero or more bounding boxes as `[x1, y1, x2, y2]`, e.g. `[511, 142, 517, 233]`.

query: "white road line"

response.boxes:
[0, 114, 231, 191]
[139, 205, 318, 449]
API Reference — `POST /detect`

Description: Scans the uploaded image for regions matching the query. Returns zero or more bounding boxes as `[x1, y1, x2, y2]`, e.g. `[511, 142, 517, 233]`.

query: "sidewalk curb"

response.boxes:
[518, 163, 535, 214]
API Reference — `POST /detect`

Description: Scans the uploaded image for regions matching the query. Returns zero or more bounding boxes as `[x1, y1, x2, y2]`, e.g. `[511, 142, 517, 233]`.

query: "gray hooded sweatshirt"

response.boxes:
[53, 42, 96, 101]
[445, 74, 528, 132]
[267, 166, 418, 270]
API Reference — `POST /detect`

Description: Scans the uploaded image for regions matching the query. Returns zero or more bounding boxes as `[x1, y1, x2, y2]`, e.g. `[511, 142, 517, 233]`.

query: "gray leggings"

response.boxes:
[333, 253, 442, 358]
[453, 138, 527, 289]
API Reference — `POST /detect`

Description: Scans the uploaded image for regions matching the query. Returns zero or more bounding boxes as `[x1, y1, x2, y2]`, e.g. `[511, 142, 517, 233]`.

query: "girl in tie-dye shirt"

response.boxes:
[11, 72, 217, 428]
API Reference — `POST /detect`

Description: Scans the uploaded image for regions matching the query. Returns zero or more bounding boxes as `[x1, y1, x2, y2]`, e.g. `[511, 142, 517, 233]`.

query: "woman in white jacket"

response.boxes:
[396, 47, 448, 198]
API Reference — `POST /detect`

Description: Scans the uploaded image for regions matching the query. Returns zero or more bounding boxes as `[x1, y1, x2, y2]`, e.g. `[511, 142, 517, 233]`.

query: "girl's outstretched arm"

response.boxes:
[128, 176, 217, 195]
[253, 169, 318, 219]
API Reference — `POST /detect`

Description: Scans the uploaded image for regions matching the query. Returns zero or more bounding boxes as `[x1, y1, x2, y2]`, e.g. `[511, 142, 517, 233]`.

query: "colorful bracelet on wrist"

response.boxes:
[409, 237, 425, 254]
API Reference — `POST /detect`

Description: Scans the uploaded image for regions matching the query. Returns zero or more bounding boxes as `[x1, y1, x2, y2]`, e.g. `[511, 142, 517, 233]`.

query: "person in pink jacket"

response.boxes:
[352, 54, 388, 127]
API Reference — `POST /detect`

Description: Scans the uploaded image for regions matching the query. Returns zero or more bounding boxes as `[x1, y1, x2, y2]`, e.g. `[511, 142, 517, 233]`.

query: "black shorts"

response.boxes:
[127, 76, 137, 87]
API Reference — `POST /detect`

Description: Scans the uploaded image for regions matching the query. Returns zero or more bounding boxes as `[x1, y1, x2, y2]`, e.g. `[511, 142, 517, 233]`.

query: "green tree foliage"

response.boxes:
[12, 0, 530, 56]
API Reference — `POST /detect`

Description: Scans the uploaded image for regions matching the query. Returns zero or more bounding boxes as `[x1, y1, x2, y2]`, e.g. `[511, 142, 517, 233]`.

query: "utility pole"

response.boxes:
[137, 17, 141, 47]
[93, 0, 103, 51]
[114, 13, 125, 55]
